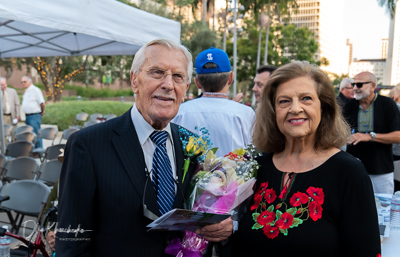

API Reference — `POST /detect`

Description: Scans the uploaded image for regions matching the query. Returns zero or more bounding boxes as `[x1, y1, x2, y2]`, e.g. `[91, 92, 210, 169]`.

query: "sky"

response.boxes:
[344, 0, 392, 60]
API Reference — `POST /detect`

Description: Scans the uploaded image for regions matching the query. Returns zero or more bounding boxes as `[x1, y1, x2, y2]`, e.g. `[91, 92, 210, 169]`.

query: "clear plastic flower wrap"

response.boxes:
[165, 147, 259, 256]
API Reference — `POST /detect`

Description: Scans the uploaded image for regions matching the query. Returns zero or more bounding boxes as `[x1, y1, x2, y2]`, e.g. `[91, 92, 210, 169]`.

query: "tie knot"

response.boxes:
[150, 130, 168, 146]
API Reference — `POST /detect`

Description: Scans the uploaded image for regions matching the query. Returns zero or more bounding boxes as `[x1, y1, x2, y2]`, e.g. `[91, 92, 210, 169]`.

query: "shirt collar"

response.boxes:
[131, 103, 173, 146]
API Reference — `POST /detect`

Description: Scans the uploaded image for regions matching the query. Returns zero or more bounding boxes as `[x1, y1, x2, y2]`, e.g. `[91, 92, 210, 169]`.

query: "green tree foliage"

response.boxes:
[377, 0, 397, 18]
[270, 24, 319, 66]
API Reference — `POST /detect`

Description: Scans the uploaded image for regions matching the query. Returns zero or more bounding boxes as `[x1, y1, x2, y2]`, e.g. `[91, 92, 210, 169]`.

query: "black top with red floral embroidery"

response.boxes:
[233, 151, 381, 257]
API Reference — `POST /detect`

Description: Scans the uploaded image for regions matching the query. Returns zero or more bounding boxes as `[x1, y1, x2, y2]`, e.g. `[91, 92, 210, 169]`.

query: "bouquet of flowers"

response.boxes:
[165, 146, 259, 257]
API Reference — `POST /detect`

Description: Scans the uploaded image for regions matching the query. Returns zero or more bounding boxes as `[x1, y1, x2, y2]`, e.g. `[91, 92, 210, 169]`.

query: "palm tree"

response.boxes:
[241, 0, 297, 67]
[377, 0, 397, 18]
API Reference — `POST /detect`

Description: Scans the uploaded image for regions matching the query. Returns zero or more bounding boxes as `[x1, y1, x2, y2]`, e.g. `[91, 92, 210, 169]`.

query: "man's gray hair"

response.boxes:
[0, 77, 6, 83]
[339, 78, 353, 90]
[22, 76, 32, 83]
[130, 39, 193, 84]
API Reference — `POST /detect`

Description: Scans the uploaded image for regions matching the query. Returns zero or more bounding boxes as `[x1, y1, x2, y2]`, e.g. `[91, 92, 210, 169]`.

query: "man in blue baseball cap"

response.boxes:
[172, 47, 255, 157]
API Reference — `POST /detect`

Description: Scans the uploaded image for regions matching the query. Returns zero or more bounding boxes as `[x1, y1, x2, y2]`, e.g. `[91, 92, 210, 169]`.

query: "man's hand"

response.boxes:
[232, 93, 243, 103]
[195, 217, 233, 242]
[348, 132, 372, 145]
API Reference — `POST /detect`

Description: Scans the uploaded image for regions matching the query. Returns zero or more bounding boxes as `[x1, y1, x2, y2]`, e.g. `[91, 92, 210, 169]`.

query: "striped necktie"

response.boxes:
[150, 130, 175, 215]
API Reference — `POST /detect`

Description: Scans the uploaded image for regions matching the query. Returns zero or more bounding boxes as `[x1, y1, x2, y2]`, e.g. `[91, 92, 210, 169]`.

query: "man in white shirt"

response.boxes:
[1, 77, 20, 126]
[173, 47, 255, 157]
[21, 76, 45, 148]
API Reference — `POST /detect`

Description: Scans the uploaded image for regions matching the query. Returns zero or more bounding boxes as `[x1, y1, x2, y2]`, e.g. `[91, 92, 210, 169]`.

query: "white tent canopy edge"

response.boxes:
[0, 0, 181, 57]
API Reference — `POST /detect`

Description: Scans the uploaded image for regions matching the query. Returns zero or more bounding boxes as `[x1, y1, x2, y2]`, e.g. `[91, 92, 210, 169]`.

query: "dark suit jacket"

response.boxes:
[56, 109, 196, 257]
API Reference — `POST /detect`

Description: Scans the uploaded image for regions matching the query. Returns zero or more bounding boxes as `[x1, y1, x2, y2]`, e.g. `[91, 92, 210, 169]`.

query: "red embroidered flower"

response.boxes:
[255, 182, 268, 195]
[306, 187, 325, 205]
[309, 201, 323, 221]
[289, 192, 309, 207]
[251, 193, 262, 211]
[262, 224, 279, 239]
[275, 212, 294, 230]
[264, 189, 276, 204]
[257, 210, 276, 225]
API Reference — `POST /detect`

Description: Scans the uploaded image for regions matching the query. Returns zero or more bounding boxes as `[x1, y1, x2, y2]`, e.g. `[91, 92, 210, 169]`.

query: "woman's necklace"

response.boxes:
[279, 172, 296, 200]
[203, 92, 229, 99]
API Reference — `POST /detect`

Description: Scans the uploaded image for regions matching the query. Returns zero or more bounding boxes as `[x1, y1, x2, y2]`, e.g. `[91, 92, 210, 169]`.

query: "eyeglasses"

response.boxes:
[344, 86, 353, 90]
[143, 68, 187, 84]
[142, 168, 187, 221]
[21, 81, 27, 83]
[351, 81, 372, 88]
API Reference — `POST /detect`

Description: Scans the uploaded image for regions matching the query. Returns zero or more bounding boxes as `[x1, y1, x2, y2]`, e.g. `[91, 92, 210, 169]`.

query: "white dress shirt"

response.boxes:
[22, 84, 45, 114]
[130, 104, 177, 182]
[172, 97, 255, 157]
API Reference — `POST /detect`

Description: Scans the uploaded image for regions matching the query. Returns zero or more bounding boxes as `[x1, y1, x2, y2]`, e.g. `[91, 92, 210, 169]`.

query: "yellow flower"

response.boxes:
[231, 148, 246, 156]
[186, 136, 208, 156]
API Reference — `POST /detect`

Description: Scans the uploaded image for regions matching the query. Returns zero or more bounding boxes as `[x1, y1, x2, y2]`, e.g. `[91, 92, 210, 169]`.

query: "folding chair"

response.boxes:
[104, 114, 117, 120]
[15, 131, 37, 143]
[41, 144, 66, 163]
[0, 154, 7, 169]
[90, 113, 103, 122]
[59, 128, 79, 144]
[0, 180, 50, 233]
[5, 141, 34, 158]
[0, 156, 38, 182]
[12, 125, 34, 142]
[3, 124, 13, 145]
[36, 159, 62, 186]
[70, 112, 88, 129]
[30, 127, 59, 161]
[84, 121, 97, 128]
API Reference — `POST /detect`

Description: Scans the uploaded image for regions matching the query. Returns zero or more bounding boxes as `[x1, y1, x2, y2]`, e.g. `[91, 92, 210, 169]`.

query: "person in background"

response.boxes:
[344, 71, 400, 194]
[233, 61, 381, 256]
[172, 47, 255, 157]
[0, 77, 20, 126]
[336, 78, 354, 108]
[21, 76, 45, 148]
[56, 39, 232, 257]
[388, 85, 400, 161]
[252, 64, 277, 105]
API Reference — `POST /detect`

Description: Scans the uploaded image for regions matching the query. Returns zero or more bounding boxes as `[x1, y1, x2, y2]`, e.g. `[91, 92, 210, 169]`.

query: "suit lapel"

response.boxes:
[111, 110, 160, 217]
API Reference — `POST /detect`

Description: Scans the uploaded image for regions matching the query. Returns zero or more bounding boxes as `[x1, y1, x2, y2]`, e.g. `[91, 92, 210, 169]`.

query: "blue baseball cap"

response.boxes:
[195, 47, 232, 74]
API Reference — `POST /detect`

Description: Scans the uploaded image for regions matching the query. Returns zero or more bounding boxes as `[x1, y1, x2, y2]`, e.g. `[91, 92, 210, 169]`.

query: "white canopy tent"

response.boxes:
[0, 0, 182, 152]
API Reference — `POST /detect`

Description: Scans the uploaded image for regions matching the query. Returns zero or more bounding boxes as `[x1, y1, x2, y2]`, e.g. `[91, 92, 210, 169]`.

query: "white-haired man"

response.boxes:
[57, 39, 232, 257]
[336, 78, 354, 108]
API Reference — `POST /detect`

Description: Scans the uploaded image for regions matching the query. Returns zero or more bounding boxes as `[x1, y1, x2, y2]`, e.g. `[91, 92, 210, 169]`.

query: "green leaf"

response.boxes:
[276, 210, 283, 220]
[291, 218, 303, 227]
[279, 228, 288, 236]
[287, 207, 297, 216]
[210, 147, 218, 154]
[267, 205, 274, 212]
[252, 223, 264, 230]
[252, 213, 260, 222]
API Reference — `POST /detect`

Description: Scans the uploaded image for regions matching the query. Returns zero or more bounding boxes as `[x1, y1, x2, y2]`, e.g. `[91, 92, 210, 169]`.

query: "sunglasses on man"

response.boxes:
[351, 81, 372, 88]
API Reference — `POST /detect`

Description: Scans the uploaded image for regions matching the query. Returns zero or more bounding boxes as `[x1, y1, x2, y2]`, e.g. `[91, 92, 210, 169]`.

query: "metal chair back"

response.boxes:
[5, 141, 34, 158]
[15, 131, 36, 143]
[36, 159, 62, 186]
[59, 128, 79, 144]
[0, 180, 50, 233]
[90, 113, 103, 122]
[1, 156, 38, 182]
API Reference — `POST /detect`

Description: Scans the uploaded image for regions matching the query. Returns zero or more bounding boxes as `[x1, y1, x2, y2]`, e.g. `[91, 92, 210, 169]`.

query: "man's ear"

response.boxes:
[227, 72, 234, 86]
[194, 77, 203, 90]
[130, 71, 139, 94]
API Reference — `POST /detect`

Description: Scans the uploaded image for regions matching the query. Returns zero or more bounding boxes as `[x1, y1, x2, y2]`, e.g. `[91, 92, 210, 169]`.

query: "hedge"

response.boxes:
[42, 101, 132, 130]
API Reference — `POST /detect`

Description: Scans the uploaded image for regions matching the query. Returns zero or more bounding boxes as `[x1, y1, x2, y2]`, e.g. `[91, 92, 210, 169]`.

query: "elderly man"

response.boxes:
[0, 77, 20, 125]
[252, 64, 277, 104]
[173, 47, 255, 157]
[336, 78, 354, 108]
[344, 71, 400, 194]
[21, 76, 45, 148]
[56, 39, 232, 257]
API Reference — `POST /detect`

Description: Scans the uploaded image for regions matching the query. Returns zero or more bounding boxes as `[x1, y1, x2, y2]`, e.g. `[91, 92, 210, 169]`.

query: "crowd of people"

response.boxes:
[3, 38, 395, 256]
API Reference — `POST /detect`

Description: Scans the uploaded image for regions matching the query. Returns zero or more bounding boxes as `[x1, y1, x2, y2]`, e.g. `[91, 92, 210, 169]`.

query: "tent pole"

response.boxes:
[0, 69, 6, 154]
